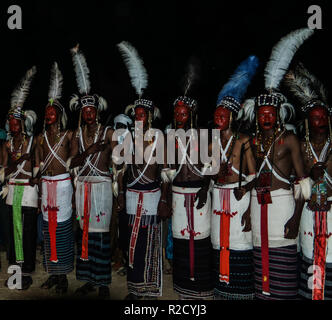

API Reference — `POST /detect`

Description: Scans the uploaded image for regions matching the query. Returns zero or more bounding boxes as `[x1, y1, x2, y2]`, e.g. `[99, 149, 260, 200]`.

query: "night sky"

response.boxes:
[0, 0, 331, 134]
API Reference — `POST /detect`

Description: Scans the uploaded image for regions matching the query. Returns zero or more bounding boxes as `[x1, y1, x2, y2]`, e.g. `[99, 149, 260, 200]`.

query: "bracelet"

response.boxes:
[161, 199, 167, 203]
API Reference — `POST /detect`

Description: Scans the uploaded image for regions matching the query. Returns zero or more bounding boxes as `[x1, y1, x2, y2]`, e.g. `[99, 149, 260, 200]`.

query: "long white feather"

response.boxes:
[48, 62, 63, 102]
[70, 44, 91, 95]
[11, 66, 37, 108]
[117, 41, 148, 97]
[264, 28, 314, 91]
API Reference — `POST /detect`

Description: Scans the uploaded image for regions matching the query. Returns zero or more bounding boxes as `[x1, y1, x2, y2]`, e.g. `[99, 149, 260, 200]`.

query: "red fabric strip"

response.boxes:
[219, 189, 230, 283]
[261, 203, 270, 295]
[47, 181, 58, 263]
[129, 191, 144, 268]
[80, 182, 91, 261]
[313, 211, 327, 300]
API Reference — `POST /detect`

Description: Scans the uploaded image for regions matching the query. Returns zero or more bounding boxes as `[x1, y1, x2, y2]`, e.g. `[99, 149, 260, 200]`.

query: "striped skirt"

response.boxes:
[213, 249, 255, 300]
[299, 254, 332, 300]
[42, 218, 74, 275]
[127, 222, 162, 297]
[76, 231, 112, 286]
[253, 245, 298, 300]
[173, 237, 214, 299]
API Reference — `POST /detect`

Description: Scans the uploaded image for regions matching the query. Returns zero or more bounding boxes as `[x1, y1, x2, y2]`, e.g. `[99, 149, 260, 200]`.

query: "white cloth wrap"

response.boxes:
[76, 176, 113, 232]
[211, 182, 252, 251]
[251, 188, 296, 248]
[172, 185, 211, 240]
[300, 204, 332, 262]
[6, 178, 38, 208]
[126, 188, 161, 216]
[41, 173, 73, 222]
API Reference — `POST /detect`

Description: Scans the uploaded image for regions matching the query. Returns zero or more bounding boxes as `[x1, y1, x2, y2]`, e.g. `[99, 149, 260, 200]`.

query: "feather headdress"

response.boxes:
[10, 66, 37, 110]
[264, 28, 314, 92]
[173, 58, 200, 110]
[69, 44, 107, 114]
[117, 41, 148, 99]
[70, 44, 91, 96]
[241, 28, 313, 126]
[47, 62, 68, 129]
[217, 55, 259, 114]
[284, 62, 329, 113]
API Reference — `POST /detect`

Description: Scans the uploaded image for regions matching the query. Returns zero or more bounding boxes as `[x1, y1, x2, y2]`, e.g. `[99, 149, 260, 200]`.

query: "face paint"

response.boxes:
[308, 106, 328, 134]
[174, 102, 190, 129]
[214, 106, 231, 130]
[258, 105, 277, 131]
[82, 106, 97, 125]
[8, 116, 22, 135]
[45, 105, 58, 125]
[135, 107, 148, 127]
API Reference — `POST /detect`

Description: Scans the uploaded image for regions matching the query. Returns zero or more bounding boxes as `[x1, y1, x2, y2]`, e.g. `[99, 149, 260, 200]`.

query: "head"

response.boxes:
[257, 105, 277, 131]
[45, 104, 59, 126]
[8, 115, 22, 135]
[214, 106, 231, 130]
[82, 106, 97, 125]
[135, 107, 148, 128]
[308, 105, 328, 135]
[174, 102, 191, 129]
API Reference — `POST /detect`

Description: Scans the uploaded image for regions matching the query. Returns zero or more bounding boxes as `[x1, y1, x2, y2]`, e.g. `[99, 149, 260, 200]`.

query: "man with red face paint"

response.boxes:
[0, 66, 38, 290]
[169, 93, 215, 300]
[117, 41, 172, 300]
[32, 63, 74, 294]
[285, 63, 332, 300]
[69, 45, 116, 298]
[209, 56, 259, 300]
[117, 99, 171, 300]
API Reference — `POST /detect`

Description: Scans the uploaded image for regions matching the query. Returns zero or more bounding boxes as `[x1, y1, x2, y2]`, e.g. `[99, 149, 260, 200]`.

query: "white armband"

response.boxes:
[245, 173, 256, 183]
[65, 157, 73, 172]
[0, 167, 5, 184]
[294, 177, 312, 200]
[33, 167, 40, 178]
[161, 168, 171, 183]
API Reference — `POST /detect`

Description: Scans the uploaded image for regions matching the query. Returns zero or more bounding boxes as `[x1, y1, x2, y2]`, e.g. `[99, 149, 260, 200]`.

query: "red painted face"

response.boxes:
[45, 105, 58, 125]
[174, 103, 190, 129]
[82, 106, 97, 125]
[257, 106, 277, 131]
[135, 107, 148, 126]
[8, 117, 22, 135]
[214, 106, 231, 130]
[308, 106, 328, 134]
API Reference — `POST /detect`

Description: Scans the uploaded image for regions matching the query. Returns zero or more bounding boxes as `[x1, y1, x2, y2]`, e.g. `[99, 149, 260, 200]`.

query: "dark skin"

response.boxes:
[32, 105, 74, 210]
[209, 106, 256, 231]
[301, 105, 332, 207]
[172, 103, 210, 210]
[117, 107, 171, 220]
[69, 106, 117, 175]
[1, 117, 37, 181]
[253, 105, 306, 239]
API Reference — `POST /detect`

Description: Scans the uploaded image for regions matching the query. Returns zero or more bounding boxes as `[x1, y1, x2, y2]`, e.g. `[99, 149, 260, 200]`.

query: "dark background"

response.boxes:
[0, 0, 331, 133]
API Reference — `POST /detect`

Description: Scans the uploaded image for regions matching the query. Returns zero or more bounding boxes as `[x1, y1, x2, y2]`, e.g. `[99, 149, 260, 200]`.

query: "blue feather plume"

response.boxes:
[216, 55, 259, 106]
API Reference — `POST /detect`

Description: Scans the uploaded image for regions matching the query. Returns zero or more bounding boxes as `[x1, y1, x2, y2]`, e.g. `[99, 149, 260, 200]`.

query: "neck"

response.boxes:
[46, 122, 59, 135]
[86, 122, 98, 132]
[261, 127, 276, 139]
[220, 127, 233, 141]
[12, 132, 23, 141]
[310, 131, 328, 144]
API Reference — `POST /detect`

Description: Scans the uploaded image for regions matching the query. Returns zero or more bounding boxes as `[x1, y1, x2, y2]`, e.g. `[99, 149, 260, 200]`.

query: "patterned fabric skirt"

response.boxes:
[76, 230, 112, 286]
[173, 237, 214, 299]
[298, 254, 332, 300]
[253, 245, 298, 300]
[127, 221, 162, 297]
[213, 249, 255, 300]
[42, 218, 74, 275]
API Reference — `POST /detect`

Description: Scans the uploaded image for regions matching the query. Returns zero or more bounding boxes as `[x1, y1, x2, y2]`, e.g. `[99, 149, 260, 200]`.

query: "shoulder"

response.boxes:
[237, 133, 252, 146]
[64, 129, 74, 141]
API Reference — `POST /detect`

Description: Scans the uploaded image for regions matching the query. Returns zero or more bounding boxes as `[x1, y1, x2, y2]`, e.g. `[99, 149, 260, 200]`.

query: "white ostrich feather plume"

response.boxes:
[48, 62, 63, 103]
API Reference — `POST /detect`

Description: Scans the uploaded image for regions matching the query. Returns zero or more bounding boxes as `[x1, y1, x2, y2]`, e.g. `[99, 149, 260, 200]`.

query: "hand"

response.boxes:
[195, 188, 208, 210]
[284, 215, 300, 239]
[157, 199, 172, 221]
[17, 153, 30, 163]
[241, 207, 251, 232]
[117, 193, 125, 212]
[29, 177, 39, 187]
[87, 140, 107, 155]
[233, 187, 247, 201]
